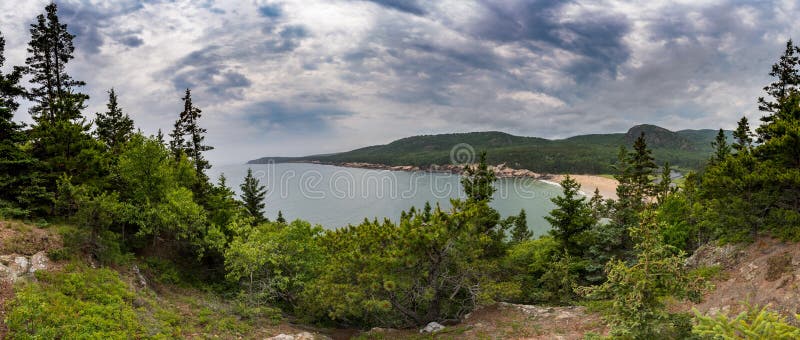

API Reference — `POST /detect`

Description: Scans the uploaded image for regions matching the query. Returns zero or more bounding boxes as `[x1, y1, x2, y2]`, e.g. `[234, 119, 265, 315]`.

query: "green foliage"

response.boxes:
[300, 197, 508, 327]
[240, 168, 268, 223]
[693, 304, 800, 339]
[225, 219, 324, 309]
[710, 129, 731, 165]
[5, 265, 144, 339]
[546, 175, 596, 256]
[251, 127, 726, 174]
[579, 212, 706, 338]
[509, 209, 532, 243]
[94, 88, 133, 153]
[461, 151, 496, 203]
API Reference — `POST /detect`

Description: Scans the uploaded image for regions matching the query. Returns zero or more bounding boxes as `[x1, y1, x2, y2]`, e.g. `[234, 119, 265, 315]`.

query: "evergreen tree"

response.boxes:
[656, 162, 673, 205]
[25, 2, 88, 123]
[758, 40, 800, 123]
[0, 30, 44, 209]
[168, 114, 185, 159]
[461, 151, 496, 203]
[629, 132, 657, 199]
[732, 116, 753, 152]
[510, 209, 532, 243]
[240, 168, 267, 223]
[0, 31, 25, 142]
[710, 129, 730, 165]
[170, 89, 213, 181]
[95, 88, 133, 153]
[155, 129, 165, 146]
[24, 4, 104, 199]
[276, 210, 286, 224]
[546, 176, 596, 256]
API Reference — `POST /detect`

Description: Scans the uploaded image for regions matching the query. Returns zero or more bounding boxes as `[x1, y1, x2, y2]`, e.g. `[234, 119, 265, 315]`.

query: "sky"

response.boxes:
[1, 0, 798, 164]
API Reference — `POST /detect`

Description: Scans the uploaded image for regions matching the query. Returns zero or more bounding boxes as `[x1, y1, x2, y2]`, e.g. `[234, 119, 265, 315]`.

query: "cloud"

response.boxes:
[242, 101, 353, 132]
[258, 4, 283, 18]
[363, 0, 427, 15]
[1, 0, 798, 164]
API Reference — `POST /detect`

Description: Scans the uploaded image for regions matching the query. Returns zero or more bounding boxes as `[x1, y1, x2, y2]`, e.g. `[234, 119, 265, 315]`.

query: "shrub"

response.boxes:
[693, 304, 800, 339]
[5, 265, 144, 339]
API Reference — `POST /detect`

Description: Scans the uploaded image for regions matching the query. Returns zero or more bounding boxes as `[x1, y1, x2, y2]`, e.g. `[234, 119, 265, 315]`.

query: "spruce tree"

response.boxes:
[24, 3, 102, 193]
[95, 88, 133, 152]
[656, 162, 673, 204]
[710, 129, 730, 165]
[0, 31, 25, 142]
[546, 175, 596, 256]
[0, 30, 40, 207]
[732, 116, 753, 152]
[758, 40, 800, 122]
[240, 168, 267, 223]
[25, 2, 87, 123]
[170, 89, 213, 180]
[461, 151, 496, 203]
[510, 209, 532, 243]
[629, 132, 657, 199]
[276, 210, 286, 224]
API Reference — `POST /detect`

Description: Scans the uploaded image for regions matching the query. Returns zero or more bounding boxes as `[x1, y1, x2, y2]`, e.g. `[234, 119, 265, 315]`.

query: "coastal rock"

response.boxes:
[685, 242, 746, 270]
[30, 251, 49, 273]
[420, 322, 445, 333]
[0, 252, 52, 283]
[9, 256, 30, 278]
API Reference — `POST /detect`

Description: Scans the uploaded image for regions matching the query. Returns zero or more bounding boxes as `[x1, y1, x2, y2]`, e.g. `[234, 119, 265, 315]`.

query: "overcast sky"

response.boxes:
[1, 0, 798, 164]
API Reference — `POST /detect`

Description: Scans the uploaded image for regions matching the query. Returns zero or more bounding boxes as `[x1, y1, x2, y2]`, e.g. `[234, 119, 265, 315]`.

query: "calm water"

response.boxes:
[209, 163, 561, 237]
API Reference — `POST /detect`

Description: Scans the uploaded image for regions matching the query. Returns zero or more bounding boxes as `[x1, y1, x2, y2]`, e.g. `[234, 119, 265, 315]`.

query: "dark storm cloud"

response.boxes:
[471, 0, 631, 78]
[258, 4, 283, 18]
[172, 66, 252, 100]
[242, 101, 353, 132]
[363, 0, 426, 16]
[118, 35, 144, 47]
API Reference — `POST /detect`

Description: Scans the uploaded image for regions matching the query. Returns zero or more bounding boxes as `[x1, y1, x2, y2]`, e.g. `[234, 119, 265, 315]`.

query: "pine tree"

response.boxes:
[24, 3, 102, 194]
[546, 175, 596, 256]
[510, 209, 532, 243]
[170, 89, 213, 181]
[276, 211, 286, 224]
[240, 168, 267, 223]
[0, 30, 42, 208]
[656, 162, 673, 204]
[155, 129, 165, 146]
[168, 114, 185, 159]
[758, 40, 800, 122]
[0, 31, 25, 142]
[25, 2, 87, 123]
[710, 129, 730, 165]
[461, 151, 496, 203]
[732, 116, 753, 152]
[95, 88, 133, 152]
[629, 132, 657, 199]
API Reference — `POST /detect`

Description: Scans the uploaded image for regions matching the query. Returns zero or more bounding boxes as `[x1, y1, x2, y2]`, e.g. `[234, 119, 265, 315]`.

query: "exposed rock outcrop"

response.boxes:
[0, 251, 50, 283]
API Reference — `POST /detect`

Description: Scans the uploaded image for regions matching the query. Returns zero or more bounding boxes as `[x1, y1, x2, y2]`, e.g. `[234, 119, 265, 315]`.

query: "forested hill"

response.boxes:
[249, 124, 731, 174]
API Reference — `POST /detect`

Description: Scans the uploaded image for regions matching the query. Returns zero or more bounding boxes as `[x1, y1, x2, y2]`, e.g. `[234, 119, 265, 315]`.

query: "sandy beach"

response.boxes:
[552, 174, 619, 199]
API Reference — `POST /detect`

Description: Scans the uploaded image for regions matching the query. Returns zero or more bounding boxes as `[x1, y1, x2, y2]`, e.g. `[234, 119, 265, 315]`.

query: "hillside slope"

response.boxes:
[250, 125, 730, 174]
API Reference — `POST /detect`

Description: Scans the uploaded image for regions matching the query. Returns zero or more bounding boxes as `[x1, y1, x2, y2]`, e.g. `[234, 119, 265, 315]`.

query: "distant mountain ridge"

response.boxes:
[249, 125, 731, 174]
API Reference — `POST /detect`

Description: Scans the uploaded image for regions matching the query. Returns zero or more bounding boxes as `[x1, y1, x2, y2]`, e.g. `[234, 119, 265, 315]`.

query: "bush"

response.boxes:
[693, 304, 800, 339]
[5, 264, 144, 339]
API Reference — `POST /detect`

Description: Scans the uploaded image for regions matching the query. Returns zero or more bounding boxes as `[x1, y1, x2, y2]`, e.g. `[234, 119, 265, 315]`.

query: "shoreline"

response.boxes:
[274, 160, 619, 199]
